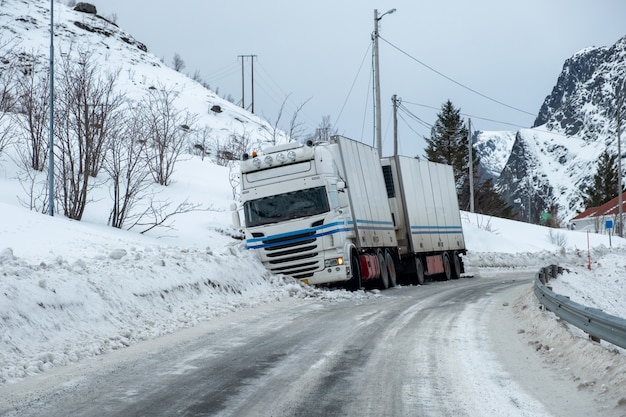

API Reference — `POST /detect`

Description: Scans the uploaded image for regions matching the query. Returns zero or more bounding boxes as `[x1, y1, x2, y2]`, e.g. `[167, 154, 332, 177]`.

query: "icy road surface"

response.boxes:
[0, 271, 608, 416]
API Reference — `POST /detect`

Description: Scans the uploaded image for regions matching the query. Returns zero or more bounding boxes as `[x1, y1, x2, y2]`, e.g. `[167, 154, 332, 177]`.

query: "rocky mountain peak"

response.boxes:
[533, 35, 626, 141]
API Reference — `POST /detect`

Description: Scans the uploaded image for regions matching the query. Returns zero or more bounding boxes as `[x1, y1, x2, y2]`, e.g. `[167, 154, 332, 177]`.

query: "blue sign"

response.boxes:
[606, 219, 613, 229]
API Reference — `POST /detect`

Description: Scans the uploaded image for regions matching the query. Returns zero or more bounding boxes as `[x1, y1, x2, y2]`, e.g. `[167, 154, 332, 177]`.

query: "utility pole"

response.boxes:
[48, 0, 54, 216]
[373, 8, 395, 157]
[617, 82, 624, 237]
[239, 56, 244, 110]
[528, 176, 532, 223]
[468, 118, 474, 213]
[238, 54, 257, 113]
[251, 57, 255, 114]
[392, 94, 400, 156]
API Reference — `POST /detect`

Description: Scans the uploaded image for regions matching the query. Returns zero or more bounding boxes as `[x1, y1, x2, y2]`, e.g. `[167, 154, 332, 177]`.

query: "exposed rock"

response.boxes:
[534, 35, 626, 142]
[74, 2, 97, 14]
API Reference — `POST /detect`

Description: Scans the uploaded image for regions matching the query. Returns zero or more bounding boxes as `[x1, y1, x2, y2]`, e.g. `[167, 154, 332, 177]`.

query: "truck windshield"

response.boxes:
[243, 186, 330, 227]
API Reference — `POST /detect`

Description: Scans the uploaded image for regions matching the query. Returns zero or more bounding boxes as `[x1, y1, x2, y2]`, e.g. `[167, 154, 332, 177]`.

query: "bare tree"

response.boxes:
[14, 54, 50, 171]
[140, 85, 196, 186]
[216, 130, 251, 167]
[309, 115, 336, 143]
[172, 53, 185, 72]
[270, 94, 289, 145]
[127, 197, 204, 235]
[228, 162, 240, 201]
[103, 104, 151, 229]
[54, 50, 123, 220]
[288, 98, 310, 142]
[190, 126, 213, 160]
[14, 156, 50, 213]
[0, 42, 17, 156]
[269, 95, 310, 144]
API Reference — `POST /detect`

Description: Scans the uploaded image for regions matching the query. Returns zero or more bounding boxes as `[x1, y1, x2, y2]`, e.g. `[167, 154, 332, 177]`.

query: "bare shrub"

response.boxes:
[140, 85, 196, 186]
[103, 104, 151, 229]
[54, 49, 123, 220]
[548, 229, 568, 248]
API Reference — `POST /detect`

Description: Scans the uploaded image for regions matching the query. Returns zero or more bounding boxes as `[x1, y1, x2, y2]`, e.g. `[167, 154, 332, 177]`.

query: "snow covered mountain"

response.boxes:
[476, 35, 626, 223]
[0, 0, 285, 155]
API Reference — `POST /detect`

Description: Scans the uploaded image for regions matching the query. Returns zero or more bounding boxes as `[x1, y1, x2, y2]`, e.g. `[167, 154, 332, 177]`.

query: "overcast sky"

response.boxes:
[96, 0, 626, 157]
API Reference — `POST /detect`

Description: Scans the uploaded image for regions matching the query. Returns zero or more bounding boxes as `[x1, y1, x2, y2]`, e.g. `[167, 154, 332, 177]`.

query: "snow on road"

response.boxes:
[0, 157, 625, 414]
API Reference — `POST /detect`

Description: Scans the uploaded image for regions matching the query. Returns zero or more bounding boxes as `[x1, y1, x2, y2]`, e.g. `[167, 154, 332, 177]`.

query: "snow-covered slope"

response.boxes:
[0, 0, 286, 152]
[496, 128, 603, 221]
[473, 130, 516, 180]
[476, 35, 626, 222]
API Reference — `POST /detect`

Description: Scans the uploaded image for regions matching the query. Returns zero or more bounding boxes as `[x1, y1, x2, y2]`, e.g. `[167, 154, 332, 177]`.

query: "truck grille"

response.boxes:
[258, 230, 321, 279]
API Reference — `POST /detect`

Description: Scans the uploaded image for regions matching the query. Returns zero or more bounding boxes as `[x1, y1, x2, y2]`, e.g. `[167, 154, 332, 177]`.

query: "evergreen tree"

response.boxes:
[474, 178, 517, 219]
[582, 149, 619, 208]
[424, 100, 478, 210]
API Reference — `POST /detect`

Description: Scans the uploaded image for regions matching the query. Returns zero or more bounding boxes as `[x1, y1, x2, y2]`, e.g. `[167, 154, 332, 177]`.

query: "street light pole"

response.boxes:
[48, 0, 54, 216]
[373, 8, 395, 158]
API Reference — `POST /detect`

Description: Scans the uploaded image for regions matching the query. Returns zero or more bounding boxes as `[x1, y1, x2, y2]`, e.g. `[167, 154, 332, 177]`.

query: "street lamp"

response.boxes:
[373, 8, 396, 158]
[48, 0, 54, 216]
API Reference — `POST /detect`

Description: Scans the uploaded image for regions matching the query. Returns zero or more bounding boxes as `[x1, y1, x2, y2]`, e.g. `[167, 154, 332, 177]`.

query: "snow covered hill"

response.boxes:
[0, 0, 286, 155]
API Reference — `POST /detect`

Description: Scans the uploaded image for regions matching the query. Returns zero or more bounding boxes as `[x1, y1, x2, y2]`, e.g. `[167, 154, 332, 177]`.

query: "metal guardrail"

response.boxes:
[533, 265, 626, 350]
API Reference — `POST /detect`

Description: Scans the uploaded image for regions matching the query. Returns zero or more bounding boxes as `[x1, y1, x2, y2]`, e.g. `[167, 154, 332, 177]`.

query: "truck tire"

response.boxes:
[451, 251, 462, 280]
[377, 250, 389, 289]
[347, 253, 362, 291]
[442, 252, 452, 281]
[415, 257, 425, 285]
[385, 250, 397, 287]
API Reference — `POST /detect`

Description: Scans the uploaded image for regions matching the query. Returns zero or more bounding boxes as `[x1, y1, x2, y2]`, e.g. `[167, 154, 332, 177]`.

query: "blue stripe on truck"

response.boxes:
[246, 219, 394, 249]
[410, 225, 463, 235]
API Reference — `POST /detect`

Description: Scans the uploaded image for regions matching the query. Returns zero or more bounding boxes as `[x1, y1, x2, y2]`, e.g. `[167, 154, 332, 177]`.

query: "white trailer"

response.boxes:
[237, 135, 466, 289]
[383, 156, 466, 284]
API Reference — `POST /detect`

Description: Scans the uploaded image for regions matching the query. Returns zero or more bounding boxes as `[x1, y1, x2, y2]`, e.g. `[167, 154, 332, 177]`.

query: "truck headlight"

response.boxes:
[324, 257, 344, 267]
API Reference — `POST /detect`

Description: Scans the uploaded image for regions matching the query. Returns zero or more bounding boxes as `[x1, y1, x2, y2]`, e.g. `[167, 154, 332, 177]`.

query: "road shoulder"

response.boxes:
[487, 278, 625, 417]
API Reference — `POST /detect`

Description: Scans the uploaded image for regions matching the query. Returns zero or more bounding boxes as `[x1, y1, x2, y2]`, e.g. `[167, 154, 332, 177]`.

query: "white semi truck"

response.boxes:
[236, 135, 466, 289]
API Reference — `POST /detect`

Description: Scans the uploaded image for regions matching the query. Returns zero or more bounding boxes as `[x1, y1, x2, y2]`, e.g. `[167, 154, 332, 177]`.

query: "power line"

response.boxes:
[378, 35, 536, 117]
[401, 100, 530, 130]
[335, 42, 372, 128]
[398, 103, 433, 129]
[204, 61, 240, 83]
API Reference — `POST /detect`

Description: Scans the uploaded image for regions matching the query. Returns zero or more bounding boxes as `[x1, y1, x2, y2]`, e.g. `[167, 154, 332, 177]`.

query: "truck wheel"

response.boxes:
[385, 250, 397, 287]
[451, 251, 462, 280]
[377, 250, 389, 289]
[347, 254, 362, 291]
[415, 257, 425, 285]
[442, 252, 452, 281]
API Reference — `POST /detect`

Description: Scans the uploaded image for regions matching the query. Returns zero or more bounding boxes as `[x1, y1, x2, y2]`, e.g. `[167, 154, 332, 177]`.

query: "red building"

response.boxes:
[569, 191, 626, 235]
